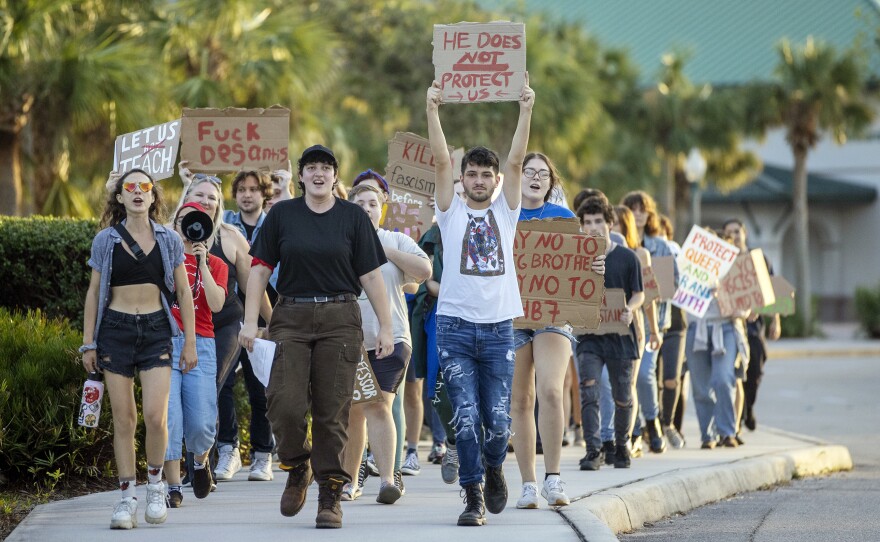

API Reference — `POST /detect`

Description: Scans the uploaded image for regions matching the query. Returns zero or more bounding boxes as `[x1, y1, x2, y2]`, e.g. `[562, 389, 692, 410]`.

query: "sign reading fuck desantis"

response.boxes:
[114, 119, 182, 181]
[672, 225, 740, 318]
[180, 106, 290, 172]
[433, 21, 526, 103]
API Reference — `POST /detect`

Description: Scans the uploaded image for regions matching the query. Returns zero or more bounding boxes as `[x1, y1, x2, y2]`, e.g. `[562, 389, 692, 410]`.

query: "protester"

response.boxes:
[82, 169, 196, 529]
[591, 206, 659, 467]
[239, 144, 393, 529]
[685, 229, 750, 449]
[214, 171, 278, 481]
[342, 183, 431, 504]
[722, 219, 780, 434]
[576, 196, 644, 471]
[656, 214, 688, 448]
[266, 168, 294, 210]
[425, 75, 534, 527]
[510, 152, 603, 509]
[163, 202, 228, 507]
[621, 191, 676, 454]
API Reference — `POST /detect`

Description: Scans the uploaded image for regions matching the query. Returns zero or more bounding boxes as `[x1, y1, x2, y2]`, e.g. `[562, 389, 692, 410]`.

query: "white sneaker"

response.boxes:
[248, 451, 274, 481]
[516, 482, 539, 509]
[214, 445, 242, 481]
[144, 482, 167, 524]
[400, 450, 421, 476]
[340, 482, 362, 501]
[110, 497, 138, 529]
[541, 476, 570, 506]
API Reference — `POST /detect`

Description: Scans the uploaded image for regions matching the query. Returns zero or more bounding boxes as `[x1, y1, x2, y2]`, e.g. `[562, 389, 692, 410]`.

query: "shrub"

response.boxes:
[0, 309, 119, 489]
[0, 217, 97, 329]
[855, 282, 880, 338]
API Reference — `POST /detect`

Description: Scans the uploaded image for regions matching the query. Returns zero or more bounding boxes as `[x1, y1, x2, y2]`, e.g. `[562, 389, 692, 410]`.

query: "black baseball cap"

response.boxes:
[298, 144, 338, 169]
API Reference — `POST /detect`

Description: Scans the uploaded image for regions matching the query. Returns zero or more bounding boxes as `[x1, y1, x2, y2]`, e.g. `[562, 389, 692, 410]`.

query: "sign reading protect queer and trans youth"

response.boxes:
[514, 219, 606, 330]
[383, 132, 457, 241]
[114, 120, 181, 181]
[180, 106, 289, 172]
[433, 21, 526, 103]
[671, 226, 740, 318]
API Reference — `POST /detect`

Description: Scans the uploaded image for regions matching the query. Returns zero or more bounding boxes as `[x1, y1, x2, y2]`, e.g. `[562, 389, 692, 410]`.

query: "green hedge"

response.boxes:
[855, 282, 880, 338]
[0, 217, 97, 329]
[0, 309, 121, 489]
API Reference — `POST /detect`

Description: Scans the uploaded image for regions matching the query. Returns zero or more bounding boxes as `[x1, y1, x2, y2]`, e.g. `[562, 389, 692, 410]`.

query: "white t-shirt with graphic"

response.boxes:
[436, 190, 523, 323]
[358, 228, 429, 350]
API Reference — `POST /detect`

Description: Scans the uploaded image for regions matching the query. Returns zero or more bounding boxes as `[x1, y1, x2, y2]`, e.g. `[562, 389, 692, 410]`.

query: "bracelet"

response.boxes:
[79, 343, 97, 354]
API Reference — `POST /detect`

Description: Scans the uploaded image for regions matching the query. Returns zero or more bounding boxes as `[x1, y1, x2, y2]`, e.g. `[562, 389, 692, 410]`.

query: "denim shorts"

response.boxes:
[96, 309, 173, 378]
[513, 325, 576, 351]
[367, 342, 412, 394]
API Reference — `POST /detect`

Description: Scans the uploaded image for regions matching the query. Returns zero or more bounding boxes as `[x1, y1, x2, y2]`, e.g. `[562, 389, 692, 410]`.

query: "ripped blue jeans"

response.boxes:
[436, 315, 515, 487]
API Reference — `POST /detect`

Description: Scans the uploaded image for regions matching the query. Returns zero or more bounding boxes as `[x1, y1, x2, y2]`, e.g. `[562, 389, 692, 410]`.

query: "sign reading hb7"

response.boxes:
[514, 218, 606, 330]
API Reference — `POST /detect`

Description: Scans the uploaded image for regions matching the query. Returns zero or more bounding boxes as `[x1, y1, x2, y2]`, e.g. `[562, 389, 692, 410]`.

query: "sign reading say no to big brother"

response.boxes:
[433, 21, 526, 103]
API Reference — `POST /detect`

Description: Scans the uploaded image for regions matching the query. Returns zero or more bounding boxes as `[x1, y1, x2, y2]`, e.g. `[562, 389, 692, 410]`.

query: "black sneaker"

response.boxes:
[602, 440, 615, 465]
[166, 487, 183, 509]
[393, 470, 406, 496]
[357, 460, 369, 494]
[484, 465, 507, 514]
[192, 458, 213, 499]
[613, 444, 631, 469]
[579, 449, 603, 471]
[458, 483, 486, 526]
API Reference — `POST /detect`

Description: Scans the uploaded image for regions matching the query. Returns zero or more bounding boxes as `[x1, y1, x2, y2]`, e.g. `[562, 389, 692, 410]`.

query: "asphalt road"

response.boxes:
[620, 355, 880, 542]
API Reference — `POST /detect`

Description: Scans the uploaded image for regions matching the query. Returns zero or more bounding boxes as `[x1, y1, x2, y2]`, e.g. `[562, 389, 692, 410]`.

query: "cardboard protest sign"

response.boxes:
[652, 256, 676, 300]
[433, 21, 526, 103]
[114, 120, 181, 181]
[352, 347, 383, 405]
[383, 132, 457, 241]
[514, 219, 606, 330]
[716, 249, 776, 316]
[642, 266, 661, 305]
[671, 226, 740, 318]
[580, 289, 631, 336]
[180, 106, 289, 172]
[756, 276, 796, 316]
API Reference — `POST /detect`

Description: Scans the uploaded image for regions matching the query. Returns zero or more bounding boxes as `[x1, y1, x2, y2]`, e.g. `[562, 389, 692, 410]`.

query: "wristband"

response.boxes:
[79, 343, 97, 354]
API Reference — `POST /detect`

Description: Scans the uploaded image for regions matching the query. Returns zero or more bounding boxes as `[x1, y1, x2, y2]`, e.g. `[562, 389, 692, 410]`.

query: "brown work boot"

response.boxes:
[280, 462, 312, 517]
[315, 478, 344, 529]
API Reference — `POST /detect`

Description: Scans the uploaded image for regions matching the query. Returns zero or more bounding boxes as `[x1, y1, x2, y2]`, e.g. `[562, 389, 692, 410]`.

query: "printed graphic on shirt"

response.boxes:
[173, 259, 204, 312]
[460, 210, 505, 276]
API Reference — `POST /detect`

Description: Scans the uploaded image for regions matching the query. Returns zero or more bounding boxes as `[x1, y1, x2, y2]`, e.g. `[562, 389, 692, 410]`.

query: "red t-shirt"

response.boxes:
[172, 253, 228, 338]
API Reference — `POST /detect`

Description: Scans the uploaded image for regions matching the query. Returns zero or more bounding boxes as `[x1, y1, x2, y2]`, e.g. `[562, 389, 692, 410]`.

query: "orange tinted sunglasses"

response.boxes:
[123, 181, 154, 193]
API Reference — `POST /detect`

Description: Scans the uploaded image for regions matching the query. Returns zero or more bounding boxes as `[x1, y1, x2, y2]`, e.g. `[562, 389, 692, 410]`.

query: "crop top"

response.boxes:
[109, 243, 164, 288]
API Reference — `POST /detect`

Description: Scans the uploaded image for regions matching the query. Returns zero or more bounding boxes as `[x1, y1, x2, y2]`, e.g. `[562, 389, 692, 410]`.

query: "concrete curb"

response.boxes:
[564, 444, 852, 538]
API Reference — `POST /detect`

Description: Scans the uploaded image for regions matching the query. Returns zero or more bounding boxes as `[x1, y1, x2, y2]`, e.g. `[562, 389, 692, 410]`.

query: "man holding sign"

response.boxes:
[425, 72, 534, 526]
[575, 197, 644, 471]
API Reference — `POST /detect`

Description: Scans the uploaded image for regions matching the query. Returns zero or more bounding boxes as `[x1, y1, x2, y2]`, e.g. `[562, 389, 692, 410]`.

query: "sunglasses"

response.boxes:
[523, 168, 551, 181]
[123, 181, 154, 193]
[194, 173, 222, 184]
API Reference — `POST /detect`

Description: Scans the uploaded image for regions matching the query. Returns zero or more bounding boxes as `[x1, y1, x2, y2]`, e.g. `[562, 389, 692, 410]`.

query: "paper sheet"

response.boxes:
[250, 338, 276, 388]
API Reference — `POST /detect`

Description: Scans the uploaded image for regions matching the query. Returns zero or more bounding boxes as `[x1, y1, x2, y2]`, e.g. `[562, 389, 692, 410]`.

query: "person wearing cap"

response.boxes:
[239, 144, 393, 529]
[425, 75, 535, 527]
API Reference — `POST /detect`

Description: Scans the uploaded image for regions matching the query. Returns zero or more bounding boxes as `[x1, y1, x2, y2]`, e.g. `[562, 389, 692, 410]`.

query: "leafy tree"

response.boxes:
[743, 37, 874, 332]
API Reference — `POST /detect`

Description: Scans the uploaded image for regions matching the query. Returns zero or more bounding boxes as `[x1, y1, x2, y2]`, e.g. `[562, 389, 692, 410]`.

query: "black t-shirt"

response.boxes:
[250, 197, 387, 297]
[242, 221, 257, 243]
[577, 244, 643, 360]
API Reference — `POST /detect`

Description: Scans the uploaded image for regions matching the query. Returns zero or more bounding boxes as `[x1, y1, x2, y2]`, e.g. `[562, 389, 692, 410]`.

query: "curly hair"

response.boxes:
[576, 196, 614, 225]
[461, 146, 500, 176]
[100, 169, 164, 227]
[232, 170, 273, 205]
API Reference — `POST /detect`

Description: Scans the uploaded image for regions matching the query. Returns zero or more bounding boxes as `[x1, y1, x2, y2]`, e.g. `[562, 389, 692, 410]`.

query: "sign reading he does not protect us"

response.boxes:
[433, 21, 526, 103]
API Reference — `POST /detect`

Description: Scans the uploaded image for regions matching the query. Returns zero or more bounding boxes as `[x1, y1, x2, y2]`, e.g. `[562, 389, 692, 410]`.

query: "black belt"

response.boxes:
[279, 293, 357, 304]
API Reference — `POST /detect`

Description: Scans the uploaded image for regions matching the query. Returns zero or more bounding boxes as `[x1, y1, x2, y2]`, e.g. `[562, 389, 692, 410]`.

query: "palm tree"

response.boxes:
[746, 37, 874, 332]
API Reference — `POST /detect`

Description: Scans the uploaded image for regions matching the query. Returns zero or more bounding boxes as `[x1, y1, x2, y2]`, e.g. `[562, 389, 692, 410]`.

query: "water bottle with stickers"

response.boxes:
[78, 372, 104, 428]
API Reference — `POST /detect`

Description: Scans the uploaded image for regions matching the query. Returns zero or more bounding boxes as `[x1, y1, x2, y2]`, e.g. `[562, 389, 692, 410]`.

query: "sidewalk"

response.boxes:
[8, 421, 850, 542]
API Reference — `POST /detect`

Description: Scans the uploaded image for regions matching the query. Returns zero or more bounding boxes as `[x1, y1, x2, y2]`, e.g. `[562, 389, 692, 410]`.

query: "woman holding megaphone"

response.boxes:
[162, 201, 229, 508]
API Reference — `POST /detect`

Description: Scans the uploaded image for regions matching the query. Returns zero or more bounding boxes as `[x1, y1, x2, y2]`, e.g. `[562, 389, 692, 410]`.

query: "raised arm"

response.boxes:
[427, 81, 454, 212]
[502, 72, 535, 210]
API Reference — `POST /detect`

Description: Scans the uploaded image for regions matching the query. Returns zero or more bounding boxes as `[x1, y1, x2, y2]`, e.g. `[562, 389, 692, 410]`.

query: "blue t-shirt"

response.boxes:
[518, 202, 575, 221]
